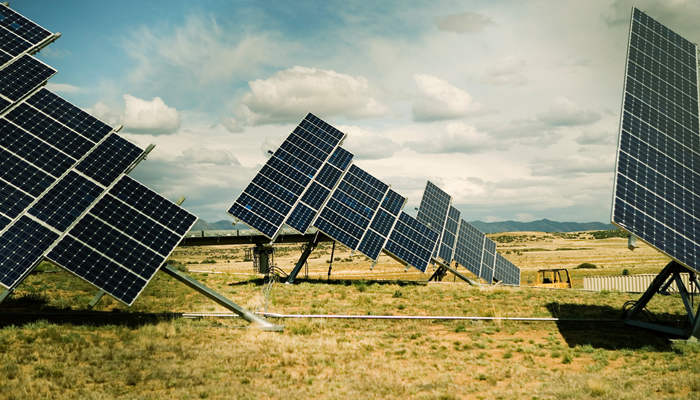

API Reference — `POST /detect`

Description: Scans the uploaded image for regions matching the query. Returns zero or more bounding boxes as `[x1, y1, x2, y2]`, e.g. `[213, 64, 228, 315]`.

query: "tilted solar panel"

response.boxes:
[438, 205, 460, 262]
[612, 7, 699, 273]
[0, 5, 199, 305]
[416, 181, 451, 257]
[229, 113, 345, 238]
[385, 212, 439, 272]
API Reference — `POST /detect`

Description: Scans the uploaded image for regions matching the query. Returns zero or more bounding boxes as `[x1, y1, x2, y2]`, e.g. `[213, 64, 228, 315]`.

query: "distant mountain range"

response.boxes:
[191, 218, 615, 234]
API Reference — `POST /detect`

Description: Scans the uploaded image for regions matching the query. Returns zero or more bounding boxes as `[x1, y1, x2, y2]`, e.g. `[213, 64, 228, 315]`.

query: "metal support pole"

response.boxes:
[161, 264, 282, 331]
[428, 265, 447, 282]
[0, 288, 11, 305]
[87, 290, 105, 309]
[286, 233, 320, 284]
[327, 241, 336, 279]
[674, 274, 695, 325]
[432, 259, 476, 285]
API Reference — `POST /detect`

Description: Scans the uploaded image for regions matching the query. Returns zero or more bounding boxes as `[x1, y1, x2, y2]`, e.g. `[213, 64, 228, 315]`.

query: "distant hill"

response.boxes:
[190, 218, 615, 234]
[469, 219, 615, 234]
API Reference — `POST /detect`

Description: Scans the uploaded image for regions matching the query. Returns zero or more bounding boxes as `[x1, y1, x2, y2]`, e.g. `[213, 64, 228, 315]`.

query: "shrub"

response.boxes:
[576, 263, 597, 269]
[622, 269, 630, 276]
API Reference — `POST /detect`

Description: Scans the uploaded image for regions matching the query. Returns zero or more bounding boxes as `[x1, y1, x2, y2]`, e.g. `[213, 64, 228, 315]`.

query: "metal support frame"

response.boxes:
[286, 233, 320, 284]
[0, 288, 11, 305]
[87, 290, 105, 309]
[430, 259, 476, 285]
[327, 241, 336, 279]
[161, 264, 282, 331]
[625, 261, 699, 339]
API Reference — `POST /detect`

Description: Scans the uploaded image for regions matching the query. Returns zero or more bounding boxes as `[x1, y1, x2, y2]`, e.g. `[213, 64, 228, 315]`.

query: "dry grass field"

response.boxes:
[1, 231, 697, 399]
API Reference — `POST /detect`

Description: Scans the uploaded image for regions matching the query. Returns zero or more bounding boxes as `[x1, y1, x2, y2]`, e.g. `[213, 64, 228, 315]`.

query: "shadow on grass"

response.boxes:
[545, 302, 687, 351]
[0, 294, 179, 329]
[228, 277, 428, 287]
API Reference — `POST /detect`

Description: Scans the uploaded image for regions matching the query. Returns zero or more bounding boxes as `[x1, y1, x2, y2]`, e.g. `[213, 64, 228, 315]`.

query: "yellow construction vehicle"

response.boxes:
[534, 268, 572, 288]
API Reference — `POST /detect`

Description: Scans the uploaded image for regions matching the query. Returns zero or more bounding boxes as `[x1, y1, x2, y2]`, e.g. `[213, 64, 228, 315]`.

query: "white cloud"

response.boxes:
[483, 57, 528, 86]
[177, 147, 241, 166]
[122, 95, 180, 135]
[230, 66, 387, 128]
[536, 97, 601, 127]
[405, 122, 498, 154]
[435, 12, 494, 33]
[339, 125, 399, 160]
[412, 74, 479, 121]
[45, 83, 81, 94]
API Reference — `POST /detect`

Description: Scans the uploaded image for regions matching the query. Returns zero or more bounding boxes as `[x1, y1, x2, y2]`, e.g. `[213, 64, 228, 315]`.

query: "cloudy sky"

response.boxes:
[17, 0, 700, 223]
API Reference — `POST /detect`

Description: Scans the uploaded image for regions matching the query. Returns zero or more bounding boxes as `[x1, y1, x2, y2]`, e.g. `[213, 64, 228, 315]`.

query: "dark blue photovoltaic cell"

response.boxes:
[0, 97, 8, 111]
[286, 202, 316, 233]
[347, 165, 387, 199]
[0, 118, 75, 177]
[0, 179, 33, 218]
[416, 181, 451, 258]
[69, 214, 164, 279]
[454, 220, 485, 278]
[0, 50, 10, 66]
[0, 55, 54, 101]
[89, 195, 181, 257]
[110, 176, 197, 235]
[480, 239, 496, 283]
[0, 27, 32, 56]
[314, 215, 360, 250]
[370, 208, 395, 237]
[5, 103, 95, 159]
[0, 5, 51, 45]
[230, 113, 345, 239]
[381, 189, 405, 216]
[0, 146, 54, 197]
[315, 163, 344, 190]
[301, 182, 330, 210]
[76, 134, 142, 186]
[385, 212, 439, 272]
[229, 203, 276, 237]
[28, 171, 103, 232]
[47, 236, 146, 305]
[0, 216, 58, 288]
[614, 8, 699, 273]
[327, 147, 353, 170]
[305, 113, 344, 142]
[438, 205, 460, 262]
[317, 206, 365, 242]
[495, 253, 520, 285]
[26, 89, 113, 142]
[357, 229, 385, 260]
[0, 214, 8, 230]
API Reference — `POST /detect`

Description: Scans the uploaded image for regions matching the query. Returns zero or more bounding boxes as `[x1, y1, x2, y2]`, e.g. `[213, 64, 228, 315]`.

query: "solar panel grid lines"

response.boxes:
[384, 212, 439, 272]
[0, 117, 75, 177]
[0, 54, 54, 102]
[613, 7, 699, 273]
[416, 181, 452, 258]
[76, 133, 143, 186]
[0, 27, 32, 57]
[453, 220, 486, 279]
[0, 4, 52, 46]
[229, 114, 346, 239]
[358, 189, 406, 260]
[5, 102, 97, 159]
[287, 148, 353, 234]
[354, 183, 391, 258]
[0, 215, 58, 289]
[438, 205, 460, 262]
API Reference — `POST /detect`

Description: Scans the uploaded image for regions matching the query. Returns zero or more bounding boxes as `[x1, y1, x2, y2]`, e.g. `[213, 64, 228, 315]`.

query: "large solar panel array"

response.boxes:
[230, 115, 441, 272]
[612, 7, 699, 273]
[0, 5, 197, 305]
[417, 181, 520, 285]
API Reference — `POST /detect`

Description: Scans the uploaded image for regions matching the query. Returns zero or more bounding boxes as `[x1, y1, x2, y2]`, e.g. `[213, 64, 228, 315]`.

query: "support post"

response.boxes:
[286, 233, 320, 284]
[88, 290, 105, 309]
[327, 241, 336, 279]
[431, 259, 476, 285]
[428, 265, 447, 282]
[625, 261, 700, 339]
[0, 288, 11, 305]
[161, 264, 282, 331]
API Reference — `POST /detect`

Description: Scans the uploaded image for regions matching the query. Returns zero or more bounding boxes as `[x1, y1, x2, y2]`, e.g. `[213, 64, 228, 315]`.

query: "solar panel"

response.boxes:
[612, 7, 699, 273]
[0, 4, 51, 45]
[384, 212, 439, 272]
[453, 220, 485, 278]
[229, 113, 345, 238]
[0, 5, 199, 306]
[0, 55, 54, 101]
[438, 205, 460, 262]
[286, 147, 353, 234]
[416, 181, 451, 257]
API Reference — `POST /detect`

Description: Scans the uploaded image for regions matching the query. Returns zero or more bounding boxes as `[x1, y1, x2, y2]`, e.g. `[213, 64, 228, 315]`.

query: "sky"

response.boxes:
[14, 0, 700, 223]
